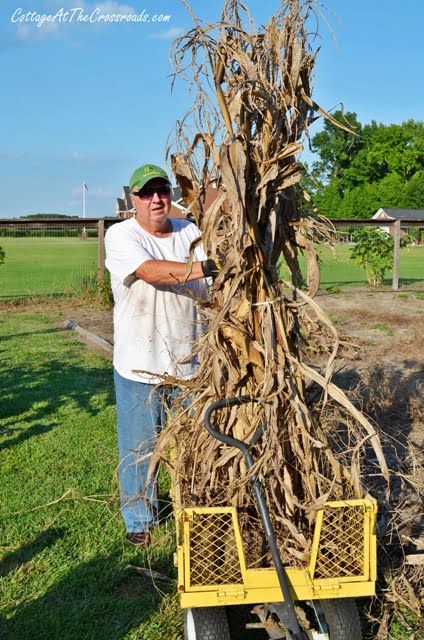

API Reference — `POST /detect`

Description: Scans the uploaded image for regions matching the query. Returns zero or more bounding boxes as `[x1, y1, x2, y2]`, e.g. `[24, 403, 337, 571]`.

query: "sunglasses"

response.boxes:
[133, 185, 172, 200]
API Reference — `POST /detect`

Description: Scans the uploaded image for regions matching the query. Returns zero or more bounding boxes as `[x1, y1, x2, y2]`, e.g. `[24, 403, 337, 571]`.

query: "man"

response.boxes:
[105, 164, 217, 547]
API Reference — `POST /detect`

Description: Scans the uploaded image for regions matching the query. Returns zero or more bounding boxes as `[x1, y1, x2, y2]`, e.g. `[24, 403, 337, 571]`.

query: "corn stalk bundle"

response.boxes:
[153, 0, 388, 565]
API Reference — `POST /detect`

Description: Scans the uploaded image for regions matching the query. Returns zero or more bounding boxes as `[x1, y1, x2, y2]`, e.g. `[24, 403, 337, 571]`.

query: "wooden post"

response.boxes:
[97, 219, 105, 280]
[392, 219, 401, 290]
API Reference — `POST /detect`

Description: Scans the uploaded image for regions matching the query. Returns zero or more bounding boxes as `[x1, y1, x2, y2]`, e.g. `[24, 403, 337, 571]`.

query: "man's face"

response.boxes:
[130, 178, 172, 232]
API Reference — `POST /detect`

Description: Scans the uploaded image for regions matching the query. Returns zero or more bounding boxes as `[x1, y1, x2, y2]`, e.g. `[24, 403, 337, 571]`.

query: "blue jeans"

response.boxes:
[113, 368, 181, 533]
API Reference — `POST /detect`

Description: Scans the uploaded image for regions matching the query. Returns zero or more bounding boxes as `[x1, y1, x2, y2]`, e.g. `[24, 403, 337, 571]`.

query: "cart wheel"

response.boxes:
[271, 598, 361, 639]
[184, 607, 231, 640]
[315, 598, 362, 640]
[294, 598, 362, 640]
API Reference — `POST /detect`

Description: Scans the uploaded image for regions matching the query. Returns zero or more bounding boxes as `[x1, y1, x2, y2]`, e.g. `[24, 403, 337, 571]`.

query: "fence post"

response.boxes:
[392, 219, 401, 291]
[97, 219, 105, 280]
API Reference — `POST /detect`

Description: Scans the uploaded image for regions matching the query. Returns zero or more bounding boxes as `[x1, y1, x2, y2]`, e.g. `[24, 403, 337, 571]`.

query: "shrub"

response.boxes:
[70, 270, 113, 308]
[350, 227, 410, 286]
[0, 246, 5, 266]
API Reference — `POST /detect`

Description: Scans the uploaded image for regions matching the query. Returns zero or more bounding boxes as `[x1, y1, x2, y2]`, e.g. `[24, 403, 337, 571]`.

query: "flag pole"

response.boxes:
[82, 182, 87, 240]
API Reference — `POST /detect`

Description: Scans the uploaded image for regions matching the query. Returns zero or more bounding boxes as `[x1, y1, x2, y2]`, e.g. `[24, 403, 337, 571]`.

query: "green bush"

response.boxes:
[350, 227, 411, 286]
[0, 245, 5, 265]
[324, 284, 342, 294]
[70, 270, 113, 308]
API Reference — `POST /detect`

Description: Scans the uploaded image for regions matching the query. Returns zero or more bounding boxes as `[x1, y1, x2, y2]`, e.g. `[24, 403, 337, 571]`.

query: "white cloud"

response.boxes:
[14, 14, 64, 44]
[92, 187, 115, 198]
[70, 151, 88, 161]
[93, 1, 135, 14]
[148, 27, 183, 41]
[17, 18, 61, 42]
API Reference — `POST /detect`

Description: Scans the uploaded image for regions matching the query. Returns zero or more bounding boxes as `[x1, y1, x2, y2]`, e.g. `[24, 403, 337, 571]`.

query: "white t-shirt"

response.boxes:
[105, 216, 208, 383]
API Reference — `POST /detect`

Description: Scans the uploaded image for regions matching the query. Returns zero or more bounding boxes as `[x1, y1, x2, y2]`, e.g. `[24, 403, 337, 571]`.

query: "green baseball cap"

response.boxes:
[129, 164, 170, 191]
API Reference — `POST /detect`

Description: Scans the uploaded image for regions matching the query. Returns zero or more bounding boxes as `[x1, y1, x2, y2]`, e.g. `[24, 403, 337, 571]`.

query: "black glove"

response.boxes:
[201, 258, 222, 279]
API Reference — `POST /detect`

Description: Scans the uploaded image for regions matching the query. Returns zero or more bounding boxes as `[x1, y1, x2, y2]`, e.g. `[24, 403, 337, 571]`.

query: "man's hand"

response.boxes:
[201, 258, 223, 279]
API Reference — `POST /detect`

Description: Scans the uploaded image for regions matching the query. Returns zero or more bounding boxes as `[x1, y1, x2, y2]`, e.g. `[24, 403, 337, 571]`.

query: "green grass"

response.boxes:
[0, 311, 181, 640]
[280, 244, 424, 288]
[2, 239, 424, 300]
[328, 313, 347, 326]
[388, 607, 423, 640]
[371, 323, 395, 336]
[0, 238, 98, 297]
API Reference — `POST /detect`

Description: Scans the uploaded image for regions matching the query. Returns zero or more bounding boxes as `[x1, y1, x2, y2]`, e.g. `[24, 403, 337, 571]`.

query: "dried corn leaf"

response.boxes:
[154, 0, 389, 565]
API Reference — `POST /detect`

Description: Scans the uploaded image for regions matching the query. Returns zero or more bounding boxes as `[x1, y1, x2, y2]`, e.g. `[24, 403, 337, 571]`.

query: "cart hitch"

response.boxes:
[205, 396, 309, 640]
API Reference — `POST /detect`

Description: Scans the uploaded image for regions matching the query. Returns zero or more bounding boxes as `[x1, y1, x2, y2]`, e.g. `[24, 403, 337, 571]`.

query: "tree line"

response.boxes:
[305, 111, 424, 218]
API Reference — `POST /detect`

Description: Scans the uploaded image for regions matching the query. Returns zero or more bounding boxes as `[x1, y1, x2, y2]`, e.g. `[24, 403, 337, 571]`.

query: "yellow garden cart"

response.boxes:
[174, 397, 377, 640]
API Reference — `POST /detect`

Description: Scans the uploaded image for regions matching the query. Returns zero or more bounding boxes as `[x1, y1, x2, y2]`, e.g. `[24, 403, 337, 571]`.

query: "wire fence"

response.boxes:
[0, 220, 111, 299]
[0, 218, 423, 300]
[304, 244, 423, 289]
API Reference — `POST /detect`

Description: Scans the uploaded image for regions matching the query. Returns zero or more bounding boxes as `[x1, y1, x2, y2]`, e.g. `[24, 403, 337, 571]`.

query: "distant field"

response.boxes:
[0, 237, 98, 298]
[283, 244, 424, 288]
[0, 238, 423, 298]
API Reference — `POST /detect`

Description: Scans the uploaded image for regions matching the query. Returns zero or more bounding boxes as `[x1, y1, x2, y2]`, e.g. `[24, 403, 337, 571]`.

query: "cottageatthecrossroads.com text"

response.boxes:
[11, 8, 172, 27]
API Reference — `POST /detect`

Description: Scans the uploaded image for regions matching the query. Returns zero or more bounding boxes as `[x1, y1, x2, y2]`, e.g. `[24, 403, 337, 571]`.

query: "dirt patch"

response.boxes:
[59, 305, 114, 345]
[0, 298, 114, 345]
[12, 289, 421, 367]
[313, 290, 424, 580]
[51, 289, 424, 362]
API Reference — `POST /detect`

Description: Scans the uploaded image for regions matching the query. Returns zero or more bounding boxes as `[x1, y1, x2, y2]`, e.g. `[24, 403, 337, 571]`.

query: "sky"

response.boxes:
[0, 0, 423, 219]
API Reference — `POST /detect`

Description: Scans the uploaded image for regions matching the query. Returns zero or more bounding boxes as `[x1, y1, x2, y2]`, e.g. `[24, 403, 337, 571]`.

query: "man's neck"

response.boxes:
[134, 216, 173, 237]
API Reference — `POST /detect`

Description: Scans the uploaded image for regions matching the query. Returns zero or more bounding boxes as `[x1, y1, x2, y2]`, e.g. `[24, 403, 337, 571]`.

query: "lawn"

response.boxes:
[0, 311, 181, 640]
[1, 239, 423, 299]
[0, 238, 98, 298]
[282, 243, 424, 288]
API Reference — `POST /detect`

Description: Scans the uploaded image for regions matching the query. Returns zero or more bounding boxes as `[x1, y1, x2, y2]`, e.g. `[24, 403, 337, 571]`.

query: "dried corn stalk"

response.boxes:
[153, 0, 388, 564]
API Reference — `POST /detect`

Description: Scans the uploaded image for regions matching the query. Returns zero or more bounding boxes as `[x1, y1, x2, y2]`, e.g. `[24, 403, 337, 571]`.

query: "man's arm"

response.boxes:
[134, 259, 205, 285]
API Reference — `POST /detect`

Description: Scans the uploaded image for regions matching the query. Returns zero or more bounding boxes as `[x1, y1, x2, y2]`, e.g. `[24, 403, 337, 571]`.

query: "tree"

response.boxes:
[340, 184, 380, 219]
[339, 174, 406, 219]
[365, 120, 424, 182]
[404, 171, 424, 208]
[311, 111, 362, 187]
[311, 179, 342, 217]
[21, 213, 79, 219]
[310, 114, 424, 218]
